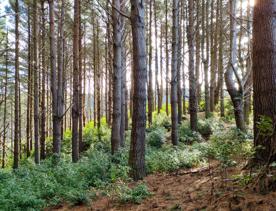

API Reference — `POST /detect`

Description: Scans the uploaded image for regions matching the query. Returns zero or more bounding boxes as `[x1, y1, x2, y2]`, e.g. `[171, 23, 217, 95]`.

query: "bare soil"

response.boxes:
[54, 162, 276, 211]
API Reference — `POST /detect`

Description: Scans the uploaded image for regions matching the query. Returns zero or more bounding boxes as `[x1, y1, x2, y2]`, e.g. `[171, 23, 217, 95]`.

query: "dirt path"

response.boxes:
[56, 163, 276, 211]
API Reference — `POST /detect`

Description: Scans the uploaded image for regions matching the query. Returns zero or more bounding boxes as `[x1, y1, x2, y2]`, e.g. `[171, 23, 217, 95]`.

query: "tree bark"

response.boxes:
[225, 0, 245, 132]
[188, 0, 198, 131]
[72, 0, 80, 162]
[13, 0, 21, 167]
[129, 0, 147, 180]
[252, 0, 276, 163]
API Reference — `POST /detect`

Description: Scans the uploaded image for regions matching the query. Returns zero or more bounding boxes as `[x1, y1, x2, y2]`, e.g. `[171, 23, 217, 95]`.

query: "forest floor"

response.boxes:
[55, 160, 276, 211]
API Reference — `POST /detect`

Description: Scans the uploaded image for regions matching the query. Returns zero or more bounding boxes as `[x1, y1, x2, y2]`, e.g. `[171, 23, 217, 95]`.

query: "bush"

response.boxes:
[118, 183, 151, 204]
[197, 119, 213, 138]
[146, 144, 206, 173]
[209, 127, 254, 168]
[146, 126, 166, 148]
[152, 112, 171, 129]
[178, 122, 203, 144]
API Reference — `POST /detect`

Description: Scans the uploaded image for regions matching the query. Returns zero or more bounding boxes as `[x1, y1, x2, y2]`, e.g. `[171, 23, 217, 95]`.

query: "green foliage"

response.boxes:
[178, 122, 203, 144]
[208, 128, 254, 168]
[146, 126, 166, 148]
[0, 147, 130, 210]
[152, 111, 171, 129]
[118, 183, 151, 204]
[197, 119, 213, 138]
[231, 173, 253, 187]
[222, 99, 235, 122]
[146, 144, 207, 173]
[257, 115, 274, 137]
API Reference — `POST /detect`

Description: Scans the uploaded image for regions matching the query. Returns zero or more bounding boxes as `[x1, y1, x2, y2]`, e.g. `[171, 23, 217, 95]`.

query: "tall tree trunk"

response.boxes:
[72, 0, 80, 162]
[252, 0, 276, 163]
[188, 0, 198, 131]
[165, 0, 169, 115]
[111, 0, 123, 154]
[78, 6, 83, 153]
[120, 46, 126, 147]
[26, 4, 32, 157]
[154, 0, 161, 114]
[203, 0, 210, 118]
[33, 0, 40, 164]
[13, 0, 20, 169]
[177, 3, 183, 124]
[195, 0, 201, 106]
[171, 0, 179, 145]
[2, 33, 8, 168]
[40, 0, 46, 159]
[244, 0, 252, 125]
[148, 0, 153, 125]
[129, 0, 147, 180]
[225, 0, 245, 132]
[218, 0, 225, 117]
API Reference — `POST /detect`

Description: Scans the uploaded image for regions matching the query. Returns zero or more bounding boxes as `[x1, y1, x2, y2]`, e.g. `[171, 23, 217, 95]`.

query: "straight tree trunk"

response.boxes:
[148, 0, 153, 125]
[218, 0, 225, 117]
[203, 0, 210, 118]
[171, 0, 179, 145]
[26, 4, 32, 157]
[129, 0, 147, 180]
[177, 3, 183, 124]
[40, 0, 46, 159]
[165, 0, 169, 115]
[13, 0, 20, 169]
[2, 33, 8, 168]
[72, 0, 80, 162]
[252, 0, 276, 163]
[33, 0, 40, 164]
[111, 0, 123, 154]
[188, 0, 198, 131]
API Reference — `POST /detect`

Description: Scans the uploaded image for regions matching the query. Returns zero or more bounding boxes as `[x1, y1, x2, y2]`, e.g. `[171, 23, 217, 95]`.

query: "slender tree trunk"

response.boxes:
[218, 0, 225, 117]
[148, 0, 153, 125]
[120, 46, 126, 147]
[33, 0, 40, 164]
[13, 0, 20, 169]
[165, 0, 169, 115]
[252, 0, 276, 163]
[129, 0, 147, 180]
[154, 0, 161, 114]
[177, 3, 183, 124]
[171, 0, 179, 145]
[244, 0, 252, 125]
[2, 33, 8, 168]
[40, 0, 46, 159]
[26, 4, 32, 157]
[203, 0, 210, 118]
[79, 7, 83, 153]
[111, 0, 123, 154]
[72, 0, 80, 162]
[188, 0, 198, 131]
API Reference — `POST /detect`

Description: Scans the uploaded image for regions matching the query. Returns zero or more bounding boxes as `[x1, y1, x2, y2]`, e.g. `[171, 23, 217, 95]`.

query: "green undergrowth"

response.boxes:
[0, 115, 253, 210]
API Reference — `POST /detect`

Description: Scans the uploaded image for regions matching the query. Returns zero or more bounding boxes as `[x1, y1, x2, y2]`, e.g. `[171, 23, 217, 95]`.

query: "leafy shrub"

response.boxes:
[178, 122, 203, 144]
[146, 144, 206, 173]
[197, 119, 213, 138]
[146, 126, 166, 148]
[152, 112, 171, 129]
[118, 183, 151, 204]
[209, 128, 254, 168]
